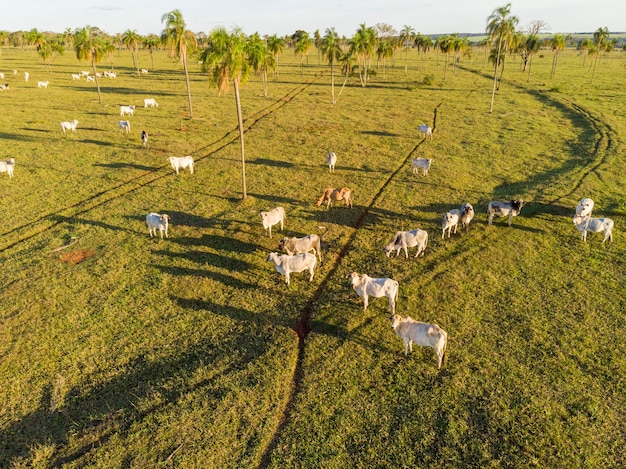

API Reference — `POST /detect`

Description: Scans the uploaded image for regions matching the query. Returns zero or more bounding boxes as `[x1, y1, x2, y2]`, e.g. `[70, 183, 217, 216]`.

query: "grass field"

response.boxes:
[0, 45, 625, 468]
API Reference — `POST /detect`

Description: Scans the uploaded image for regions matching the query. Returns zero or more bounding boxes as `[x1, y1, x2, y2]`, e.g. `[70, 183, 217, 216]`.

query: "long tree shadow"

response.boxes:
[94, 162, 158, 171]
[155, 264, 257, 291]
[0, 317, 272, 467]
[248, 158, 296, 168]
[154, 248, 253, 271]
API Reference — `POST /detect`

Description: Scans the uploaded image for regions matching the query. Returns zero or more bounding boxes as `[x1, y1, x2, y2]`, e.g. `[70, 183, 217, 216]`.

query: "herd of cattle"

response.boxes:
[1, 73, 616, 369]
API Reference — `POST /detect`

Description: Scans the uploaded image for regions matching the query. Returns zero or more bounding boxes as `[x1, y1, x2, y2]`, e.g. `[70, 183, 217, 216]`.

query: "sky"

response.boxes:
[2, 0, 624, 37]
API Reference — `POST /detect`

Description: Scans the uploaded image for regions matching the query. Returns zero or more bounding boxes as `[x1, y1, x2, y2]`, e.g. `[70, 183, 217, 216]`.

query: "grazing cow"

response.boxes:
[487, 200, 524, 226]
[418, 123, 433, 140]
[104, 71, 117, 78]
[118, 120, 131, 133]
[71, 73, 81, 80]
[576, 198, 594, 218]
[316, 187, 353, 209]
[412, 157, 432, 176]
[144, 98, 159, 108]
[0, 72, 4, 79]
[81, 71, 90, 76]
[141, 130, 148, 148]
[0, 158, 16, 178]
[384, 229, 428, 258]
[442, 209, 460, 238]
[37, 81, 49, 88]
[266, 252, 316, 286]
[60, 120, 79, 133]
[24, 72, 29, 82]
[278, 234, 322, 262]
[260, 207, 285, 238]
[460, 203, 475, 231]
[95, 72, 102, 78]
[13, 70, 17, 75]
[146, 212, 170, 239]
[168, 156, 194, 175]
[572, 215, 614, 243]
[140, 68, 149, 74]
[391, 314, 448, 369]
[120, 105, 135, 117]
[86, 75, 95, 82]
[0, 84, 8, 92]
[326, 151, 337, 172]
[349, 272, 399, 314]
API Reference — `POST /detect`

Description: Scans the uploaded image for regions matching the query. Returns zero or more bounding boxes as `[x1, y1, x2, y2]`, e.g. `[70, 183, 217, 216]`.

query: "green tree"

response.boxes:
[267, 34, 285, 79]
[161, 9, 197, 119]
[143, 34, 161, 70]
[549, 34, 565, 78]
[200, 27, 251, 199]
[376, 39, 394, 77]
[246, 32, 274, 97]
[122, 29, 142, 76]
[525, 34, 540, 81]
[349, 23, 377, 87]
[486, 2, 518, 113]
[294, 31, 313, 74]
[74, 26, 106, 103]
[321, 28, 343, 104]
[399, 25, 415, 74]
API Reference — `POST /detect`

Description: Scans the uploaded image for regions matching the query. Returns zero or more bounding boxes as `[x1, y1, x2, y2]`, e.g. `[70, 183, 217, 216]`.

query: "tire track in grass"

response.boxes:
[0, 78, 320, 254]
[258, 103, 442, 469]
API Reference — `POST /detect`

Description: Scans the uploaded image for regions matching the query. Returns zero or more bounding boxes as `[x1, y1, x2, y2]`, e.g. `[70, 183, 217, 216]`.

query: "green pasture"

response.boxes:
[0, 45, 625, 467]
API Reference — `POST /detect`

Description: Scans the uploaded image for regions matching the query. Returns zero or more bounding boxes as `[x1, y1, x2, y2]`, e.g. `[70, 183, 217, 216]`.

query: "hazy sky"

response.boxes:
[2, 0, 624, 37]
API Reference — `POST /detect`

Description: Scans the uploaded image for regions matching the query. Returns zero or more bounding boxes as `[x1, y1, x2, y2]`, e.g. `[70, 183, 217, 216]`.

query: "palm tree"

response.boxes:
[102, 38, 116, 71]
[161, 9, 197, 119]
[314, 29, 322, 65]
[267, 34, 285, 79]
[122, 29, 142, 76]
[37, 37, 64, 70]
[486, 3, 518, 113]
[246, 32, 274, 97]
[376, 39, 393, 77]
[74, 26, 106, 103]
[321, 28, 343, 104]
[525, 34, 540, 81]
[399, 25, 415, 74]
[200, 27, 251, 199]
[578, 38, 592, 66]
[143, 34, 161, 70]
[349, 23, 376, 87]
[294, 31, 313, 74]
[549, 34, 565, 78]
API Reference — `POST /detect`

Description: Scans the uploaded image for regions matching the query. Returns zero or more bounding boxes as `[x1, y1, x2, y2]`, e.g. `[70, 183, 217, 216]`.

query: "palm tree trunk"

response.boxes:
[92, 59, 102, 104]
[489, 34, 503, 113]
[527, 54, 533, 82]
[330, 60, 336, 104]
[234, 79, 247, 199]
[182, 53, 193, 119]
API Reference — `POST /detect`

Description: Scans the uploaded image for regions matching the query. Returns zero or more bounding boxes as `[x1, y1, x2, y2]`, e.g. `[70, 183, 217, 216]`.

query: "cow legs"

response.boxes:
[363, 295, 368, 311]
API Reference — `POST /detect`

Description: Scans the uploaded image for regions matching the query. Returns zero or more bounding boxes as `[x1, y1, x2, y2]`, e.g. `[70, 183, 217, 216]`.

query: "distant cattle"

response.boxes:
[168, 156, 194, 175]
[71, 73, 81, 80]
[487, 200, 524, 226]
[0, 84, 8, 92]
[0, 158, 16, 178]
[118, 120, 131, 133]
[260, 207, 285, 238]
[326, 151, 337, 172]
[37, 81, 49, 88]
[140, 68, 149, 74]
[120, 105, 135, 117]
[23, 72, 29, 82]
[60, 120, 79, 133]
[144, 98, 159, 108]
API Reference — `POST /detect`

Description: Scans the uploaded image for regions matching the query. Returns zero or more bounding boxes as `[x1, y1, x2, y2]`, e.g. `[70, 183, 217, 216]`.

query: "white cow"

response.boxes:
[442, 209, 460, 238]
[487, 200, 524, 226]
[460, 203, 475, 231]
[349, 272, 399, 314]
[391, 314, 448, 369]
[144, 98, 159, 108]
[168, 156, 194, 175]
[24, 72, 29, 82]
[118, 120, 131, 133]
[412, 157, 432, 176]
[576, 198, 594, 218]
[104, 71, 117, 78]
[120, 105, 135, 117]
[60, 120, 79, 133]
[0, 72, 4, 79]
[86, 76, 95, 82]
[81, 71, 90, 76]
[146, 213, 170, 239]
[260, 207, 285, 238]
[418, 124, 433, 140]
[141, 130, 148, 148]
[384, 229, 428, 258]
[37, 81, 49, 88]
[266, 252, 316, 286]
[140, 68, 149, 74]
[278, 234, 322, 262]
[0, 158, 16, 178]
[326, 151, 337, 172]
[0, 84, 9, 92]
[572, 215, 614, 243]
[71, 73, 81, 80]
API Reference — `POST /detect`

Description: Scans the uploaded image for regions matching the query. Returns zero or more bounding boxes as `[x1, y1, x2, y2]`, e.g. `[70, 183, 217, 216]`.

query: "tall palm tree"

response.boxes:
[37, 36, 64, 71]
[438, 35, 453, 80]
[294, 31, 313, 74]
[321, 28, 343, 104]
[349, 23, 376, 87]
[122, 29, 142, 76]
[314, 29, 322, 65]
[376, 39, 393, 77]
[102, 38, 116, 71]
[267, 34, 285, 79]
[525, 34, 540, 81]
[144, 34, 161, 70]
[549, 34, 565, 78]
[399, 25, 415, 74]
[486, 3, 518, 113]
[578, 38, 592, 66]
[74, 26, 106, 103]
[200, 27, 251, 199]
[161, 9, 197, 119]
[246, 32, 274, 97]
